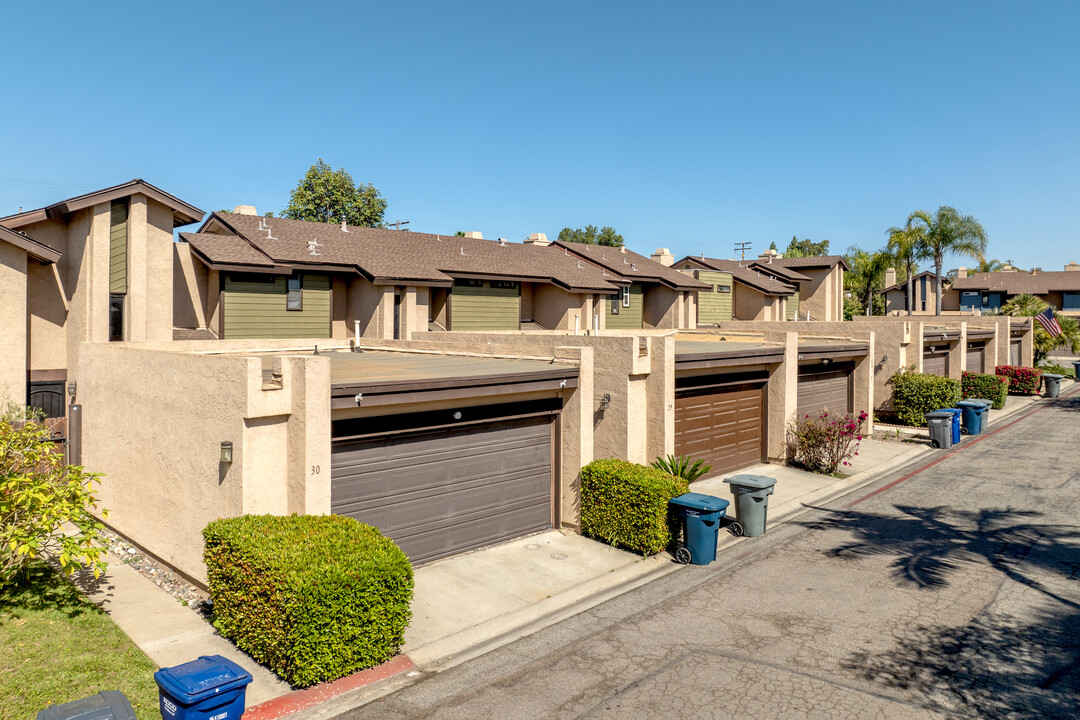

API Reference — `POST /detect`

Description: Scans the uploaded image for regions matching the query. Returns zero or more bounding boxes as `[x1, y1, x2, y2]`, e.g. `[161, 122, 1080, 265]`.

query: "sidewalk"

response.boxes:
[72, 390, 1054, 718]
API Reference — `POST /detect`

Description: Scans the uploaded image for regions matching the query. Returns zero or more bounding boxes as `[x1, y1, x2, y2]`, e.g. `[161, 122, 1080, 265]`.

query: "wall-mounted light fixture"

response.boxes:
[599, 393, 611, 411]
[452, 411, 463, 420]
[220, 441, 233, 464]
[822, 358, 831, 365]
[882, 354, 888, 362]
[67, 381, 77, 397]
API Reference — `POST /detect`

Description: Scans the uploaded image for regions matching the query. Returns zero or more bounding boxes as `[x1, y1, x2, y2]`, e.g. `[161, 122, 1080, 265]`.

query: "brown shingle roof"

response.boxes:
[0, 224, 62, 263]
[676, 256, 796, 296]
[747, 261, 811, 283]
[204, 213, 620, 292]
[767, 255, 850, 271]
[180, 233, 277, 268]
[0, 179, 203, 229]
[554, 241, 708, 290]
[951, 270, 1080, 294]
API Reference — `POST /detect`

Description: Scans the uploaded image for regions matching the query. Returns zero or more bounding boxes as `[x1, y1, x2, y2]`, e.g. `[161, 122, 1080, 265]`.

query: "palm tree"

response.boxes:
[886, 225, 927, 315]
[977, 257, 1006, 273]
[907, 206, 988, 316]
[995, 294, 1080, 364]
[845, 247, 895, 316]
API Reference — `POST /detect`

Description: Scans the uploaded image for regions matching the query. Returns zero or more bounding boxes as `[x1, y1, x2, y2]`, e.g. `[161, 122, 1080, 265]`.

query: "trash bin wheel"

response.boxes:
[675, 547, 692, 564]
[960, 427, 969, 436]
[930, 439, 940, 449]
[728, 521, 743, 537]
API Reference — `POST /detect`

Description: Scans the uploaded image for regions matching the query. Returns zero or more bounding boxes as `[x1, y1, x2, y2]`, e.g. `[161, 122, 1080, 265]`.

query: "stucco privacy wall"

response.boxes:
[79, 343, 331, 583]
[0, 242, 27, 401]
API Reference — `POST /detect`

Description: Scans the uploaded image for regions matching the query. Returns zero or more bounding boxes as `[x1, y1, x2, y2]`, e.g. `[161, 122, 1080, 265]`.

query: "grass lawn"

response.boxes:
[0, 561, 160, 720]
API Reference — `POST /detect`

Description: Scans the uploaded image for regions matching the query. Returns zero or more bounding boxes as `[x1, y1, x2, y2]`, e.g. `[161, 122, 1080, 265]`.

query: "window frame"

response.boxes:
[622, 285, 631, 308]
[286, 275, 303, 311]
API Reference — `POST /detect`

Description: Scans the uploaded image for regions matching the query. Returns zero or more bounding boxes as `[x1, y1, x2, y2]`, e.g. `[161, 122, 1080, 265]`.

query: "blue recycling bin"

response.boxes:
[669, 492, 729, 565]
[1072, 361, 1080, 381]
[934, 408, 962, 444]
[154, 655, 252, 720]
[955, 400, 985, 435]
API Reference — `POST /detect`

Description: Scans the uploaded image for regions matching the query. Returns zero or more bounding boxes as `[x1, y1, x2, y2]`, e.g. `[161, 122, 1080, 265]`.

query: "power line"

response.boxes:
[734, 241, 752, 262]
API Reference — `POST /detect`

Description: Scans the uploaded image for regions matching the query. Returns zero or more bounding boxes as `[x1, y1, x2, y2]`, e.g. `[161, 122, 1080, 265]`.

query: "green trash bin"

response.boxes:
[722, 474, 776, 537]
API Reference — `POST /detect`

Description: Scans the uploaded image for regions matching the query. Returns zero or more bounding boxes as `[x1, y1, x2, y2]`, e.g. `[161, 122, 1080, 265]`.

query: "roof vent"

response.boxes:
[1066, 261, 1080, 272]
[464, 231, 483, 239]
[524, 232, 550, 246]
[341, 219, 348, 232]
[233, 205, 257, 215]
[498, 238, 507, 246]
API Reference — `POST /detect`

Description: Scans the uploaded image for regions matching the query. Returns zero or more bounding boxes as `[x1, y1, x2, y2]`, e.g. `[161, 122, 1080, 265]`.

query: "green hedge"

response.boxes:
[995, 365, 1042, 395]
[961, 371, 1009, 409]
[889, 370, 961, 426]
[203, 514, 413, 688]
[580, 459, 688, 555]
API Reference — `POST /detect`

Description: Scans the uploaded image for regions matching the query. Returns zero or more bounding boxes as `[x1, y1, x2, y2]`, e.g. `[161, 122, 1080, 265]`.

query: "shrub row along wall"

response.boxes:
[962, 371, 1009, 409]
[203, 514, 413, 688]
[580, 459, 688, 555]
[889, 370, 961, 426]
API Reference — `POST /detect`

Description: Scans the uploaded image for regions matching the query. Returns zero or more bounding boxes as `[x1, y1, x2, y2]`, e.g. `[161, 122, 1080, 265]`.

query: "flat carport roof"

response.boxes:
[675, 336, 869, 370]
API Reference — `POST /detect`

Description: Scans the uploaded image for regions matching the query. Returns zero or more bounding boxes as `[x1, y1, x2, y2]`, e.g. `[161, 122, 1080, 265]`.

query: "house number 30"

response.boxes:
[310, 465, 321, 476]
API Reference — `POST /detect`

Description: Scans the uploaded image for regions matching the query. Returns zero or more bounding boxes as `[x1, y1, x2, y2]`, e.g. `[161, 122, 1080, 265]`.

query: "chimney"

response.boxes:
[885, 267, 896, 287]
[1002, 263, 1016, 272]
[464, 231, 484, 239]
[524, 232, 550, 246]
[1031, 268, 1038, 275]
[650, 248, 674, 266]
[758, 248, 780, 262]
[1067, 262, 1080, 272]
[957, 267, 967, 279]
[233, 205, 257, 215]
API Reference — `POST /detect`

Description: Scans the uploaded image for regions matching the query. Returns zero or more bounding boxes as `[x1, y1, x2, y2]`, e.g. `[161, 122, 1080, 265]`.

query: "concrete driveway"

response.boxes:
[333, 391, 1080, 719]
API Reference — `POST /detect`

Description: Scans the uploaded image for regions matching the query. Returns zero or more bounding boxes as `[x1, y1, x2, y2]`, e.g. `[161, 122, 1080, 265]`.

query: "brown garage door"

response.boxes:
[331, 416, 553, 564]
[1010, 339, 1022, 366]
[966, 344, 985, 373]
[924, 350, 948, 376]
[675, 383, 764, 474]
[797, 368, 852, 417]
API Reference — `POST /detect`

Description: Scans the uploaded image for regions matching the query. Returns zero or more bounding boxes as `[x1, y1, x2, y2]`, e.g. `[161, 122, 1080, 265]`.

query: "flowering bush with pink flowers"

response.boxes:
[786, 409, 869, 475]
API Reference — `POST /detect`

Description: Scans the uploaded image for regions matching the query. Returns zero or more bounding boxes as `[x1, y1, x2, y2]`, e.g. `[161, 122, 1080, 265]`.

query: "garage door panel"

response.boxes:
[797, 371, 851, 417]
[675, 385, 763, 474]
[966, 346, 985, 373]
[924, 352, 947, 376]
[331, 416, 552, 564]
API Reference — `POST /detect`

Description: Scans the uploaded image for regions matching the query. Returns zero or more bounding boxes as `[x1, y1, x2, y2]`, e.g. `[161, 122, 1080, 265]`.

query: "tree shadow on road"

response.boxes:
[798, 504, 1080, 608]
[844, 605, 1080, 719]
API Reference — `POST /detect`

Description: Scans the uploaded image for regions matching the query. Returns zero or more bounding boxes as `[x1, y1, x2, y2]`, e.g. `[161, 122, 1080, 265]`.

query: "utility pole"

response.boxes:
[388, 220, 410, 231]
[734, 242, 751, 262]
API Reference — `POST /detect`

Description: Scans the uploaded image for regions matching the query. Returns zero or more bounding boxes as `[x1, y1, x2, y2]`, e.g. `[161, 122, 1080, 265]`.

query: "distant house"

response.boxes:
[750, 250, 848, 322]
[0, 180, 203, 415]
[944, 263, 1080, 316]
[669, 255, 797, 322]
[175, 210, 705, 340]
[883, 269, 949, 315]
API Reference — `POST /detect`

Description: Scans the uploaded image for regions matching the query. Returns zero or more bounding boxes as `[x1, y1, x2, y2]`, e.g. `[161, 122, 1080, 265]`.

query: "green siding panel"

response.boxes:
[450, 281, 520, 331]
[606, 284, 644, 329]
[696, 271, 733, 324]
[223, 274, 331, 339]
[109, 200, 128, 293]
[787, 289, 800, 320]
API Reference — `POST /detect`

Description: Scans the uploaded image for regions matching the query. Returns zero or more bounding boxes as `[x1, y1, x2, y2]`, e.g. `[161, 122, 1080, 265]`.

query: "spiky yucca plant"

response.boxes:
[651, 454, 712, 483]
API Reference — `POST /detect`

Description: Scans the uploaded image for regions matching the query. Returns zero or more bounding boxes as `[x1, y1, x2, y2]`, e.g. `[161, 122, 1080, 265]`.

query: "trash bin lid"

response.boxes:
[154, 655, 253, 705]
[37, 691, 136, 720]
[924, 410, 956, 419]
[669, 492, 729, 512]
[722, 474, 777, 490]
[956, 400, 985, 408]
[1043, 373, 1064, 379]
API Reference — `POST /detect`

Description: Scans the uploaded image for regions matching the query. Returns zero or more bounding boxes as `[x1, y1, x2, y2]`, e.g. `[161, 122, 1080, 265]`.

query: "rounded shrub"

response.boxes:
[888, 368, 961, 426]
[580, 459, 689, 555]
[203, 514, 413, 688]
[995, 365, 1042, 395]
[961, 371, 1009, 409]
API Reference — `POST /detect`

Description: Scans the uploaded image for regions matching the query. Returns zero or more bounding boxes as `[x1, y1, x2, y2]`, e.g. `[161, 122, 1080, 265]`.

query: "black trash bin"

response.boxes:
[669, 492, 729, 565]
[37, 691, 136, 720]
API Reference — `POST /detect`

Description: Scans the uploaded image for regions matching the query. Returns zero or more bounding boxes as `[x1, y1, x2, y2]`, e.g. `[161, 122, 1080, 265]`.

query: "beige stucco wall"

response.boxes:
[0, 243, 28, 402]
[79, 343, 331, 583]
[797, 267, 846, 321]
[26, 258, 67, 377]
[173, 242, 209, 331]
[734, 287, 784, 321]
[346, 278, 392, 339]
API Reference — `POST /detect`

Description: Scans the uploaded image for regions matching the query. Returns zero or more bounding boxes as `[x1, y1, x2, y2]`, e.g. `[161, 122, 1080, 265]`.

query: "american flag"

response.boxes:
[1035, 306, 1062, 337]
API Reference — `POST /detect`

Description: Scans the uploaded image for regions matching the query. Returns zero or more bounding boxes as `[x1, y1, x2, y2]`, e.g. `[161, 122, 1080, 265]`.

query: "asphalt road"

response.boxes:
[339, 393, 1080, 719]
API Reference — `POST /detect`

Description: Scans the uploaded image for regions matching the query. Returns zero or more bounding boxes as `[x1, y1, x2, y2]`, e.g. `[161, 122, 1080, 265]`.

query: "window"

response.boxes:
[622, 286, 631, 307]
[610, 294, 619, 314]
[109, 294, 125, 342]
[920, 276, 927, 312]
[456, 278, 484, 287]
[229, 272, 277, 284]
[287, 276, 303, 311]
[716, 284, 731, 293]
[489, 280, 519, 290]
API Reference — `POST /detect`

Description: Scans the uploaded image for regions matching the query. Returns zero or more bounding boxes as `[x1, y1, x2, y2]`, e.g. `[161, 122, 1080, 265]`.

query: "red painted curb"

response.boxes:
[242, 654, 415, 720]
[848, 385, 1080, 507]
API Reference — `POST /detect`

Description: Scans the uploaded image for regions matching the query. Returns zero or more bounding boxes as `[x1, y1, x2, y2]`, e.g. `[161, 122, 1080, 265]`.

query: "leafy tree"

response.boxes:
[886, 224, 928, 316]
[843, 296, 863, 321]
[844, 246, 894, 316]
[282, 159, 387, 228]
[784, 236, 830, 257]
[0, 404, 108, 586]
[768, 241, 777, 251]
[907, 206, 987, 317]
[993, 294, 1080, 364]
[557, 225, 624, 247]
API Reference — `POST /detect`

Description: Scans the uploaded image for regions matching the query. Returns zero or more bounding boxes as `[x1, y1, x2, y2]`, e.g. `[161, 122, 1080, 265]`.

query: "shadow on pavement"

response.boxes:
[797, 504, 1080, 607]
[844, 606, 1080, 720]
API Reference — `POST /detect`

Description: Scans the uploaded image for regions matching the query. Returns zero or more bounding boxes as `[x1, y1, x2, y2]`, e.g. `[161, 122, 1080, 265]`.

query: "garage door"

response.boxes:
[966, 344, 985, 373]
[1010, 339, 1022, 366]
[924, 350, 948, 376]
[675, 384, 764, 474]
[797, 368, 852, 417]
[331, 416, 553, 564]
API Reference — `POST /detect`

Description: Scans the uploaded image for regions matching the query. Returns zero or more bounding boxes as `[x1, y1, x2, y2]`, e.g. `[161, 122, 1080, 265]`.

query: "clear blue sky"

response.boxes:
[4, 1, 1077, 272]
